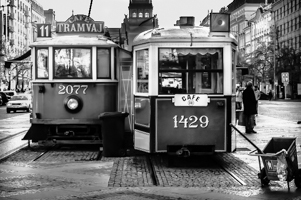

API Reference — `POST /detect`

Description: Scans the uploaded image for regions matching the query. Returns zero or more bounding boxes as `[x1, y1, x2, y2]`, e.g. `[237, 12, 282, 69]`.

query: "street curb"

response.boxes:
[0, 142, 27, 161]
[0, 130, 27, 142]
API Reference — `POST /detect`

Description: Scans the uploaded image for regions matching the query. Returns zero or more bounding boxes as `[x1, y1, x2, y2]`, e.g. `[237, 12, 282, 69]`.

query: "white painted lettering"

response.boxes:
[91, 24, 97, 32]
[86, 23, 92, 31]
[64, 24, 70, 32]
[70, 24, 76, 32]
[77, 23, 85, 32]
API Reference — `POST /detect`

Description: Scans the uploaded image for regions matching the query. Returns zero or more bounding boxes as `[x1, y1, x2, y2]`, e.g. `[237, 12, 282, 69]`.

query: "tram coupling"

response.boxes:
[167, 145, 216, 167]
[167, 145, 215, 158]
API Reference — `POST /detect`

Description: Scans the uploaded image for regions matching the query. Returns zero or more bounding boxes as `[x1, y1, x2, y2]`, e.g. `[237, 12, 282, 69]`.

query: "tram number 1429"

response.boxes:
[173, 115, 209, 129]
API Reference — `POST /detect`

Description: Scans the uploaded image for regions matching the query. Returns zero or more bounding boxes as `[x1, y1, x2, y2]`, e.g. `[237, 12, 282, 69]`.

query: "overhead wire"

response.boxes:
[88, 0, 93, 18]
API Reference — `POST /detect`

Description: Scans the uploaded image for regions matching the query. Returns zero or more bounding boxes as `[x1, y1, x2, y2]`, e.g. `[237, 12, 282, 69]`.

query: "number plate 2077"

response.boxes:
[58, 85, 88, 95]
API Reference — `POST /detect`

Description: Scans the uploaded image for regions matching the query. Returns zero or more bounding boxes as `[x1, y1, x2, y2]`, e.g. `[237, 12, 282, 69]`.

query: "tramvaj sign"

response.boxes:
[56, 14, 104, 34]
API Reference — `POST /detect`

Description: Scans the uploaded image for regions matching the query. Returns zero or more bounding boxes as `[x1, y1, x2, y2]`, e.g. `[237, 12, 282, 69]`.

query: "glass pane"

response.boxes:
[136, 49, 149, 93]
[97, 49, 110, 78]
[158, 48, 223, 94]
[54, 48, 91, 78]
[36, 49, 48, 78]
[159, 72, 183, 94]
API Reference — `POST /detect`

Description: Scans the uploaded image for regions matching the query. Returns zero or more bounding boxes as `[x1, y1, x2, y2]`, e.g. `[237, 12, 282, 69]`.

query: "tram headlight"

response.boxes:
[64, 95, 83, 113]
[67, 98, 78, 110]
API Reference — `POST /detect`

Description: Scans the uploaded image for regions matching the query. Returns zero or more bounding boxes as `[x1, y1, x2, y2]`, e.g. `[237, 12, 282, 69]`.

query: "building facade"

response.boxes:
[0, 0, 45, 91]
[121, 0, 158, 50]
[273, 0, 301, 50]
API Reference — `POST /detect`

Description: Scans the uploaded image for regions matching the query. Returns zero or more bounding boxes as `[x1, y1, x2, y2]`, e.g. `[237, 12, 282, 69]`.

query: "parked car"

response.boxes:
[6, 94, 32, 113]
[2, 90, 17, 101]
[0, 92, 9, 105]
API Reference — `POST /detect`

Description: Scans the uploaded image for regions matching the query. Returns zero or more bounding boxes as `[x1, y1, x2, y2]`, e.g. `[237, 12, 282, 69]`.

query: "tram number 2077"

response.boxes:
[173, 115, 209, 129]
[58, 85, 88, 95]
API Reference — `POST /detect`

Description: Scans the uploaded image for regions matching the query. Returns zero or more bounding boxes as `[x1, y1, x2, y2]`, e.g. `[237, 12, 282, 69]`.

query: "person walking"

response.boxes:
[268, 90, 273, 101]
[236, 86, 243, 110]
[242, 82, 257, 134]
[254, 86, 261, 115]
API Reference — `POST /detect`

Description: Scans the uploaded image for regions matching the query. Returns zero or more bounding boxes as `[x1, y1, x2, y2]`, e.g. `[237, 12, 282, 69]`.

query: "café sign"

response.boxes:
[56, 14, 104, 34]
[173, 94, 210, 107]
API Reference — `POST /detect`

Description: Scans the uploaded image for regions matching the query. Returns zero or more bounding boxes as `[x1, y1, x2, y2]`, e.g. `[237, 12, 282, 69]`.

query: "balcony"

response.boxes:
[8, 13, 15, 20]
[8, 0, 15, 7]
[8, 26, 14, 32]
[25, 10, 29, 17]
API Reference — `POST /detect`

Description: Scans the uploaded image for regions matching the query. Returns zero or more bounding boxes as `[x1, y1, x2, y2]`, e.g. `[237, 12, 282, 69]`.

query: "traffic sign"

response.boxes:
[281, 72, 289, 84]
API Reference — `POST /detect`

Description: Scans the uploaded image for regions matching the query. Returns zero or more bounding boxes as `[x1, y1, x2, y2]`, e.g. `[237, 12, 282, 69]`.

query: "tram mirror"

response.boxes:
[210, 13, 230, 32]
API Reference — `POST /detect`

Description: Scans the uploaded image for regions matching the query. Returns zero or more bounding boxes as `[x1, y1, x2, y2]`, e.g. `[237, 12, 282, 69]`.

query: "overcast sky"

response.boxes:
[37, 0, 233, 28]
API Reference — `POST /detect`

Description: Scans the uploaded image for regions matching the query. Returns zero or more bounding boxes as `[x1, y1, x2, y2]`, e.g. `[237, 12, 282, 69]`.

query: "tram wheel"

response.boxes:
[260, 168, 270, 186]
[294, 169, 301, 188]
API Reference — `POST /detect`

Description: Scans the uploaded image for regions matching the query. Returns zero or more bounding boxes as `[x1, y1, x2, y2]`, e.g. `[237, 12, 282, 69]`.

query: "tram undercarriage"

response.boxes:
[24, 124, 102, 145]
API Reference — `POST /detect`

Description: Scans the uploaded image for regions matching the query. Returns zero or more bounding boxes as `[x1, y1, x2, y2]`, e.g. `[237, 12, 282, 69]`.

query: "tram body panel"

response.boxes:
[31, 82, 117, 121]
[155, 98, 227, 152]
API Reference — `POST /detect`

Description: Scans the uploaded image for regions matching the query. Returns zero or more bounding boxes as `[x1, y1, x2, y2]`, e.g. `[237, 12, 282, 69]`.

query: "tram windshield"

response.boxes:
[54, 48, 92, 79]
[158, 48, 223, 94]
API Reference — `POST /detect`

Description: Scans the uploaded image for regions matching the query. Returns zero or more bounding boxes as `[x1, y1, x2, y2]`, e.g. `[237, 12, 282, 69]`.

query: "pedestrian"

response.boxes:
[236, 86, 243, 110]
[242, 81, 257, 134]
[268, 90, 273, 101]
[254, 86, 261, 115]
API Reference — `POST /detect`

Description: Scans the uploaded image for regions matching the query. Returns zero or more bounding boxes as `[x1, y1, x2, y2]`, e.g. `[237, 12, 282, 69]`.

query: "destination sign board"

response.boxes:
[56, 14, 104, 34]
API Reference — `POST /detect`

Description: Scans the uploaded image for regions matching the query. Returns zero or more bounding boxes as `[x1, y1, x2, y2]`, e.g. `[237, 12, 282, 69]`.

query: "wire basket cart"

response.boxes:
[230, 124, 301, 189]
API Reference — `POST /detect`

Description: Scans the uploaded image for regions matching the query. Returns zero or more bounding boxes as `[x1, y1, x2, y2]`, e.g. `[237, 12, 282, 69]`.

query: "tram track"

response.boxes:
[1, 143, 258, 187]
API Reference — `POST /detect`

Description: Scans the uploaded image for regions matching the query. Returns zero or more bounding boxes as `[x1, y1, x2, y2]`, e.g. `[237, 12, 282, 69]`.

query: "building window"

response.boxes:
[138, 12, 143, 18]
[145, 12, 149, 18]
[132, 12, 136, 18]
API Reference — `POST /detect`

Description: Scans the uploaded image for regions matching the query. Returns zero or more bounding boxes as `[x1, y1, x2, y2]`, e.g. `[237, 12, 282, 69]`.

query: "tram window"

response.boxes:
[54, 48, 92, 79]
[158, 48, 223, 94]
[136, 49, 149, 93]
[97, 49, 110, 78]
[36, 48, 49, 78]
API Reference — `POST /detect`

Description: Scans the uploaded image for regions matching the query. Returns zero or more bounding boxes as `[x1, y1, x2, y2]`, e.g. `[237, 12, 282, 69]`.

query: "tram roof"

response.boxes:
[30, 34, 118, 47]
[133, 26, 237, 46]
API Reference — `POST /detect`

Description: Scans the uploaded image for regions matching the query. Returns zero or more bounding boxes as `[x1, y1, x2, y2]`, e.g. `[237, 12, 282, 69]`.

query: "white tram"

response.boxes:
[132, 14, 238, 154]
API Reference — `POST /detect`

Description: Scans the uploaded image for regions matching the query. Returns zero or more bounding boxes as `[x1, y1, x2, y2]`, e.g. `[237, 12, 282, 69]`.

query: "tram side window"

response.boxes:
[97, 48, 110, 78]
[136, 49, 149, 93]
[36, 48, 49, 78]
[54, 48, 92, 79]
[158, 48, 223, 94]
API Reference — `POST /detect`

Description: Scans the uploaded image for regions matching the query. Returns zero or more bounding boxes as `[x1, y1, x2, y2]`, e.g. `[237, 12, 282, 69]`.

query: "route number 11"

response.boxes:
[37, 24, 51, 38]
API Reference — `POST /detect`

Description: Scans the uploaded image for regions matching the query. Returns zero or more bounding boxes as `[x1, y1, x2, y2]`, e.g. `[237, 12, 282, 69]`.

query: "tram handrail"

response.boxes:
[229, 123, 263, 154]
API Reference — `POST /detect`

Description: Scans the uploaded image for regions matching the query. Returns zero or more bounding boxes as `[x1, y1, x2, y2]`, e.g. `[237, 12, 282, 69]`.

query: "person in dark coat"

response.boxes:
[242, 82, 257, 133]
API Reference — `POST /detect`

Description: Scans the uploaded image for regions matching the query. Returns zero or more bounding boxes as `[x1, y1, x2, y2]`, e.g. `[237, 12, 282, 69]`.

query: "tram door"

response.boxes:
[118, 48, 133, 132]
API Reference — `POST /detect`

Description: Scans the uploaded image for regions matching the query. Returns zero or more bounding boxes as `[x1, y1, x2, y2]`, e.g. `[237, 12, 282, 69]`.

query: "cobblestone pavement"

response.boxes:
[1, 113, 301, 199]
